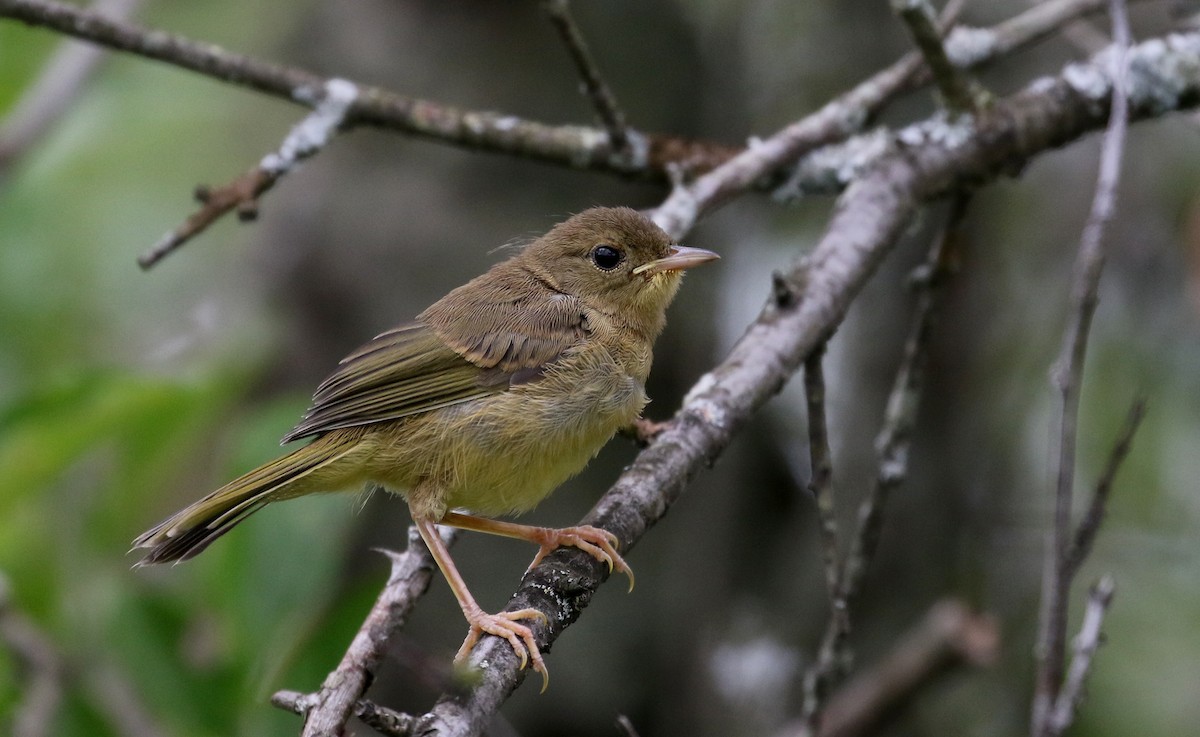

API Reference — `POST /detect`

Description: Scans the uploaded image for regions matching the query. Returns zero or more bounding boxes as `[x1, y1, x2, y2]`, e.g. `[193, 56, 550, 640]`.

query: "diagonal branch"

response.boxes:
[138, 77, 359, 269]
[891, 0, 988, 113]
[541, 0, 630, 152]
[409, 31, 1200, 737]
[1064, 397, 1145, 577]
[1046, 576, 1116, 734]
[268, 526, 449, 737]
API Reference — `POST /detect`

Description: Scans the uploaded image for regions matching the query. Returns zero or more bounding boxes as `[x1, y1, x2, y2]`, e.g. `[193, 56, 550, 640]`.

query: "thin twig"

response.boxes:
[797, 197, 966, 736]
[804, 345, 841, 604]
[840, 195, 967, 607]
[799, 344, 848, 732]
[541, 0, 630, 152]
[1047, 576, 1116, 735]
[137, 78, 358, 269]
[0, 0, 141, 182]
[1032, 1, 1131, 732]
[1065, 397, 1146, 577]
[273, 690, 417, 737]
[270, 526, 449, 737]
[891, 0, 988, 112]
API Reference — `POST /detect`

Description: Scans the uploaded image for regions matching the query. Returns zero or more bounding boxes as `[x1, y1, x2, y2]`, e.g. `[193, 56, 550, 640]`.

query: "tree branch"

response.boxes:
[796, 194, 965, 736]
[1046, 576, 1116, 735]
[1065, 397, 1145, 577]
[804, 345, 841, 606]
[268, 526, 449, 737]
[137, 77, 358, 269]
[541, 0, 630, 152]
[410, 30, 1200, 737]
[0, 0, 1134, 200]
[891, 0, 987, 113]
[1032, 1, 1131, 732]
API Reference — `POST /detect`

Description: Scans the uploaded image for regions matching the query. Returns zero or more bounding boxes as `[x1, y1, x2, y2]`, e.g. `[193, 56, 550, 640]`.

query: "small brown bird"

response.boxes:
[133, 207, 717, 687]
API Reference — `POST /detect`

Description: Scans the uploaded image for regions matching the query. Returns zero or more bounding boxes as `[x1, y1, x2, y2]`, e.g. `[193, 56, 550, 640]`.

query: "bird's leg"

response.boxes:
[414, 517, 549, 691]
[439, 511, 635, 591]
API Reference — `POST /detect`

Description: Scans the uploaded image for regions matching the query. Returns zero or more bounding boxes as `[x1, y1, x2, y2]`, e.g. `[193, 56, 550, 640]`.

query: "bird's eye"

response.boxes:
[590, 244, 623, 271]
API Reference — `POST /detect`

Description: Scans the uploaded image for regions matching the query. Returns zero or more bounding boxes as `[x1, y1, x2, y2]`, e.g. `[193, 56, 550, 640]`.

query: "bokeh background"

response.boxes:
[2, 1, 1199, 736]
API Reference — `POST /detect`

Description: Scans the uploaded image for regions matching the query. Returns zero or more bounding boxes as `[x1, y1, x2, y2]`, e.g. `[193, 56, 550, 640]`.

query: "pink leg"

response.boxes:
[440, 511, 635, 592]
[414, 517, 550, 691]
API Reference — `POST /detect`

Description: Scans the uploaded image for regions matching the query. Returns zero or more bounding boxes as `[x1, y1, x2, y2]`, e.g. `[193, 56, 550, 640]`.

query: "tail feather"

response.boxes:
[132, 436, 361, 565]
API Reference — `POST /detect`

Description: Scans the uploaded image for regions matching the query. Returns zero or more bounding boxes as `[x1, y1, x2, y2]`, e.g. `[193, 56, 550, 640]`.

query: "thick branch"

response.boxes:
[0, 0, 1132, 194]
[0, 0, 728, 180]
[413, 32, 1200, 737]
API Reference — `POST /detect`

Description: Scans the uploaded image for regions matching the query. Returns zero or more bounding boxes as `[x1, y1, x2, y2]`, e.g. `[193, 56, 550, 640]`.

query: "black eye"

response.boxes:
[591, 244, 623, 271]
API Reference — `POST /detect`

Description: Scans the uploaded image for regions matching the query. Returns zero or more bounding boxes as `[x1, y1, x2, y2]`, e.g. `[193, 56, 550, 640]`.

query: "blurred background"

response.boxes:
[1, 1, 1199, 736]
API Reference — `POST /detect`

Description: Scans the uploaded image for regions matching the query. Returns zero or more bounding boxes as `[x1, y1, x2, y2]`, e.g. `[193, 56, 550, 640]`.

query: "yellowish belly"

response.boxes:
[365, 350, 647, 519]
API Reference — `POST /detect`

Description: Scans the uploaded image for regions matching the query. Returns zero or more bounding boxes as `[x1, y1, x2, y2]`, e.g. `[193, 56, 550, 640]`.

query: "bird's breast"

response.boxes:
[372, 342, 647, 518]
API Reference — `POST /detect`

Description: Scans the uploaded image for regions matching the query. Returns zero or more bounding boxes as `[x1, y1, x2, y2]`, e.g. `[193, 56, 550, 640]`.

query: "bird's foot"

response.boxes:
[456, 607, 550, 691]
[624, 417, 670, 446]
[526, 525, 635, 592]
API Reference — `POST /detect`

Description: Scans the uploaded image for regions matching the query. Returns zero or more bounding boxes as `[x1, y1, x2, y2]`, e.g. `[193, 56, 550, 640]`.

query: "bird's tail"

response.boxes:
[132, 434, 363, 565]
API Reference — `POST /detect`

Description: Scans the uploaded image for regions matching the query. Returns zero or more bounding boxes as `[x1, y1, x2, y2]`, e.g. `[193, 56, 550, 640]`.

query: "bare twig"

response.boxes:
[1047, 576, 1116, 735]
[0, 575, 65, 737]
[138, 77, 358, 269]
[541, 0, 630, 152]
[804, 345, 841, 604]
[1032, 2, 1131, 733]
[273, 690, 417, 737]
[798, 344, 849, 732]
[891, 0, 987, 112]
[270, 526, 449, 737]
[797, 196, 966, 735]
[840, 195, 966, 606]
[0, 0, 140, 181]
[1065, 397, 1146, 577]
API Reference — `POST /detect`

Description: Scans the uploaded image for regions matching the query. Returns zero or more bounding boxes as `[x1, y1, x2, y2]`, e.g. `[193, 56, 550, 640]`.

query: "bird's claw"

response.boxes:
[456, 608, 550, 692]
[525, 525, 635, 592]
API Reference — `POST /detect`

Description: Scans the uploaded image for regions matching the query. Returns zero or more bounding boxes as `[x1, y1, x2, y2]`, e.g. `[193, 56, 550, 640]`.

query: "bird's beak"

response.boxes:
[632, 245, 720, 276]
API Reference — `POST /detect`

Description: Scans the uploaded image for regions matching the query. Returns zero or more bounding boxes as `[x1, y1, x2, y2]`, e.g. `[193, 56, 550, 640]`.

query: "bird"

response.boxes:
[132, 206, 718, 689]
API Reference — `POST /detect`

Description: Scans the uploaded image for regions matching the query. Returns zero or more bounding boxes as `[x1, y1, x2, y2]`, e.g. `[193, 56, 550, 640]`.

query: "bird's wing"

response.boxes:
[281, 289, 586, 443]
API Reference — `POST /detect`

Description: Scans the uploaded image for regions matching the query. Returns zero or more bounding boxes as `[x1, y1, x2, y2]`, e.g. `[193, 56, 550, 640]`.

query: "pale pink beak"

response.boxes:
[632, 245, 720, 276]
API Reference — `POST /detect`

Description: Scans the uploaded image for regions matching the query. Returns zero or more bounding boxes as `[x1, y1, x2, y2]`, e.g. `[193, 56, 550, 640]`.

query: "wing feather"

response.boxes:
[282, 266, 588, 443]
